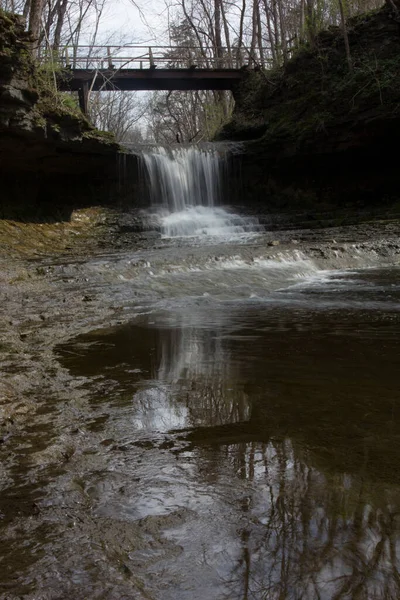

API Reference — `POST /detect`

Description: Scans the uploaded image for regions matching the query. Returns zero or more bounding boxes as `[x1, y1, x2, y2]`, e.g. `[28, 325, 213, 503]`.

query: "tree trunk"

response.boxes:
[338, 0, 353, 72]
[220, 0, 233, 67]
[271, 0, 281, 62]
[306, 0, 316, 47]
[276, 0, 287, 63]
[44, 0, 58, 48]
[214, 0, 223, 66]
[53, 0, 69, 50]
[299, 0, 306, 45]
[255, 0, 265, 68]
[262, 0, 278, 66]
[249, 0, 258, 66]
[236, 0, 246, 66]
[23, 0, 31, 21]
[28, 0, 44, 56]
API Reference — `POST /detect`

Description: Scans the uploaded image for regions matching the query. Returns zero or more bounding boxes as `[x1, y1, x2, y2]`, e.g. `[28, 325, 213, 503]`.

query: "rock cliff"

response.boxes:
[0, 11, 124, 220]
[219, 2, 400, 215]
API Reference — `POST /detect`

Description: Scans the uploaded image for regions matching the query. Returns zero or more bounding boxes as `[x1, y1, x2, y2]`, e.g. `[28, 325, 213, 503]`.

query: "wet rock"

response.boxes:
[139, 231, 162, 241]
[132, 440, 156, 449]
[159, 439, 175, 450]
[268, 240, 280, 246]
[0, 382, 34, 441]
[31, 441, 76, 466]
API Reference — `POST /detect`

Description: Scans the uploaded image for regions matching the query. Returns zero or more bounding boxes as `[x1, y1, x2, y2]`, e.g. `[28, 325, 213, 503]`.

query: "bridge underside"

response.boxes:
[59, 68, 243, 113]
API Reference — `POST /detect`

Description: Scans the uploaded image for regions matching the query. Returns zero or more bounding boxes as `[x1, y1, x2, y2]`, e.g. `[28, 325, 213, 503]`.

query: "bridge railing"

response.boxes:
[49, 45, 271, 70]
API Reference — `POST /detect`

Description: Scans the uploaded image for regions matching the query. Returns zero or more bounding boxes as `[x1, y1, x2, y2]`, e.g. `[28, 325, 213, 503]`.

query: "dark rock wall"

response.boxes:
[0, 11, 137, 221]
[220, 4, 400, 214]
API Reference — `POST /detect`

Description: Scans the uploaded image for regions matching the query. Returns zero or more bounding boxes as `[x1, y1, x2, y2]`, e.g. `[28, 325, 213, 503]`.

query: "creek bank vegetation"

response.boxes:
[218, 1, 400, 212]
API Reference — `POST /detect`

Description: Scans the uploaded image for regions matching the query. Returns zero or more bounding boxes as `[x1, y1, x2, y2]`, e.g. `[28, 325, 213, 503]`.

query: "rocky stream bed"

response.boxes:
[1, 210, 400, 598]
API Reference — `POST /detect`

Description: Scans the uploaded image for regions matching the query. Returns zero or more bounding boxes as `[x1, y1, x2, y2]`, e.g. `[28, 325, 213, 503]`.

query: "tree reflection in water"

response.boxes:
[149, 314, 400, 599]
[210, 440, 400, 600]
[157, 327, 251, 428]
[56, 294, 400, 600]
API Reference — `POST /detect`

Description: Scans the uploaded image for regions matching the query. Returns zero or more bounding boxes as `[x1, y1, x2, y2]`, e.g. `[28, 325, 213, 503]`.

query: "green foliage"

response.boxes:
[0, 8, 20, 36]
[32, 61, 85, 122]
[0, 8, 119, 155]
[83, 129, 117, 143]
[33, 61, 64, 96]
[203, 100, 233, 139]
[59, 92, 80, 111]
[32, 111, 46, 129]
[0, 10, 34, 78]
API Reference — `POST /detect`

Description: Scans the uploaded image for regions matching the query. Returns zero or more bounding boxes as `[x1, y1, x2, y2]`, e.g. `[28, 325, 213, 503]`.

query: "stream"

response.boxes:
[1, 145, 400, 599]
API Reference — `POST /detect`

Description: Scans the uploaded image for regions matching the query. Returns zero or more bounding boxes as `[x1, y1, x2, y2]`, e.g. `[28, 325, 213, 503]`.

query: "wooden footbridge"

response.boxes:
[56, 45, 266, 114]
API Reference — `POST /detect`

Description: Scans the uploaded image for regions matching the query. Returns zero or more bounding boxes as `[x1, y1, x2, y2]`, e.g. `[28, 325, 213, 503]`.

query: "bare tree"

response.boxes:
[338, 0, 353, 72]
[28, 0, 44, 55]
[89, 90, 148, 141]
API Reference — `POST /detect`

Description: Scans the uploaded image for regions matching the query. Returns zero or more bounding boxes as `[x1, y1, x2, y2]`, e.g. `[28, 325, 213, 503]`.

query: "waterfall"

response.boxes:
[141, 146, 224, 212]
[140, 144, 261, 239]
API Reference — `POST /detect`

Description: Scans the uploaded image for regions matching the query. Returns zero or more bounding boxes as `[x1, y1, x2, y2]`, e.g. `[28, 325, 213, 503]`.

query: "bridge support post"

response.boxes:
[107, 47, 113, 69]
[78, 80, 89, 115]
[149, 47, 155, 68]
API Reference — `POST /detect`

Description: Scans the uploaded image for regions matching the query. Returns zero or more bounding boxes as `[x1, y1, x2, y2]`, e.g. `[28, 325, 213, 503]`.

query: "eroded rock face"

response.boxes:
[0, 14, 37, 129]
[219, 5, 400, 213]
[0, 11, 126, 220]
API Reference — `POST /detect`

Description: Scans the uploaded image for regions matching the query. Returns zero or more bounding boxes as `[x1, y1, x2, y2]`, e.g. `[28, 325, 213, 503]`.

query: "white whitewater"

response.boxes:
[141, 145, 261, 239]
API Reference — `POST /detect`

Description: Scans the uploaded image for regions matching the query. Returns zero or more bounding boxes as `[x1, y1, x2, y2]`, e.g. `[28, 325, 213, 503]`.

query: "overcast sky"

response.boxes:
[97, 0, 170, 46]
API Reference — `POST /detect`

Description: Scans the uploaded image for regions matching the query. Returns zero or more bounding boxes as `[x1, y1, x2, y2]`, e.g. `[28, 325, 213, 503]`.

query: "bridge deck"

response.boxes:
[59, 68, 244, 91]
[51, 44, 265, 112]
[58, 67, 245, 113]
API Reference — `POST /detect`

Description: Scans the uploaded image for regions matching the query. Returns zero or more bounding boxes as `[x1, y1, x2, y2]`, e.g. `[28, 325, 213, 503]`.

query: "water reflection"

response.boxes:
[53, 269, 400, 599]
[197, 438, 400, 600]
[59, 318, 251, 433]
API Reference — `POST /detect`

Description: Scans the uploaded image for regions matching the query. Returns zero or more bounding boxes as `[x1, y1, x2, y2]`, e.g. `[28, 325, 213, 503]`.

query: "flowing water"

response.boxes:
[1, 146, 400, 599]
[140, 145, 260, 238]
